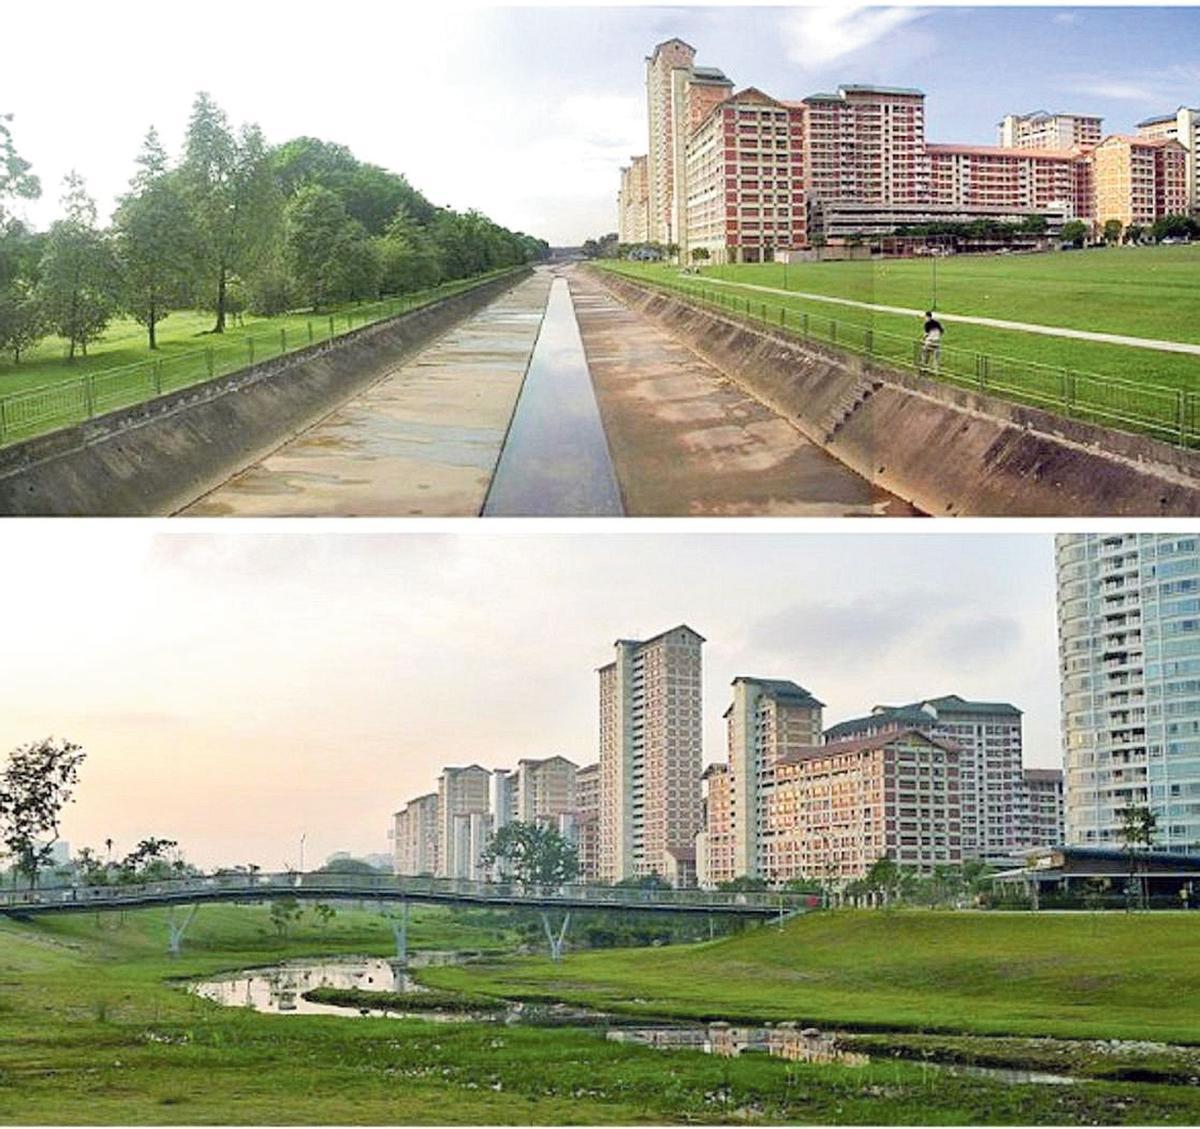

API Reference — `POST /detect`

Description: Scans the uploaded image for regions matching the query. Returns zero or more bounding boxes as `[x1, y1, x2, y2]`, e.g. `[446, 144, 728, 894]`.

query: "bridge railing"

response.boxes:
[0, 871, 811, 914]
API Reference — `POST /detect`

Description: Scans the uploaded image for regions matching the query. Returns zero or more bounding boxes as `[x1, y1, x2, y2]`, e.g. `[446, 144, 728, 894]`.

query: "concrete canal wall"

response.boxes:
[593, 270, 1200, 517]
[0, 270, 530, 516]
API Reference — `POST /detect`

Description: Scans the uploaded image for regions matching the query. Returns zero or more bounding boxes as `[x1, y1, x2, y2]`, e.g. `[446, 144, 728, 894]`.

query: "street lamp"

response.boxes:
[299, 833, 307, 874]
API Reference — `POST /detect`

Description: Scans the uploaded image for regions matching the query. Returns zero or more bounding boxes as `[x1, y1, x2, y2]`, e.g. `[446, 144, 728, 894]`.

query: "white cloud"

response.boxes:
[779, 6, 930, 69]
[1052, 11, 1080, 26]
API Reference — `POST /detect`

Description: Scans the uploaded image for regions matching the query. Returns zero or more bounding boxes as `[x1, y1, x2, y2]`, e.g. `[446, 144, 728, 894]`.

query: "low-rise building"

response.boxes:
[1020, 767, 1065, 848]
[927, 144, 1085, 219]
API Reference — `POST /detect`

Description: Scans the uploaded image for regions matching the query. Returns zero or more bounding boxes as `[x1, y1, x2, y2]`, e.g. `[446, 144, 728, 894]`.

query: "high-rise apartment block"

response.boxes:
[515, 755, 578, 823]
[1092, 135, 1189, 228]
[1021, 768, 1066, 848]
[392, 792, 440, 876]
[999, 111, 1103, 151]
[772, 730, 963, 881]
[624, 39, 1187, 252]
[825, 695, 1026, 863]
[572, 761, 601, 881]
[1138, 107, 1200, 213]
[438, 765, 492, 879]
[598, 625, 704, 883]
[617, 155, 650, 245]
[684, 88, 807, 264]
[1057, 533, 1200, 853]
[725, 677, 824, 880]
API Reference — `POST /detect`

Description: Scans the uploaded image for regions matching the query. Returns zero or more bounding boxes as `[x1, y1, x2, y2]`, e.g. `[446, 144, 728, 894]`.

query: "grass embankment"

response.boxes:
[4, 905, 1200, 1122]
[602, 247, 1200, 415]
[420, 910, 1200, 1044]
[0, 268, 522, 446]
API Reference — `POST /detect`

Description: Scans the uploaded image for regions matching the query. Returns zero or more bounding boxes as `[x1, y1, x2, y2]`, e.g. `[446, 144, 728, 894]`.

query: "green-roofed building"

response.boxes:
[823, 694, 1035, 863]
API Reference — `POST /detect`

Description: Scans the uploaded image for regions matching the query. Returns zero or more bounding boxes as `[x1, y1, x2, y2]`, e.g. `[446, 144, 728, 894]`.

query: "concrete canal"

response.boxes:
[183, 266, 913, 517]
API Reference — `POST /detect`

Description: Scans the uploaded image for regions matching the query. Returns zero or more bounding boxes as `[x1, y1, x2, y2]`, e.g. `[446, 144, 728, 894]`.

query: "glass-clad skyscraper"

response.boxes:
[1057, 533, 1200, 852]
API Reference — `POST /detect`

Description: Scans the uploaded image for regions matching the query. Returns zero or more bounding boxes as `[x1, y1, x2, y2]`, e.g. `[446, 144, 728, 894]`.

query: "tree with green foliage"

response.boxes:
[376, 207, 443, 294]
[1150, 213, 1198, 241]
[1060, 219, 1088, 246]
[690, 246, 711, 263]
[268, 895, 303, 938]
[35, 174, 118, 359]
[1124, 224, 1145, 245]
[312, 903, 336, 933]
[283, 183, 373, 309]
[1102, 218, 1123, 245]
[0, 280, 44, 362]
[181, 93, 281, 333]
[0, 738, 86, 888]
[0, 113, 40, 223]
[481, 821, 579, 887]
[114, 128, 196, 349]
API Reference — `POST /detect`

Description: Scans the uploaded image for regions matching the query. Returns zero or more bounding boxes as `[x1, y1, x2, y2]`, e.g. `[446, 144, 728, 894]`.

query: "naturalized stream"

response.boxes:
[187, 957, 1100, 1087]
[482, 277, 623, 516]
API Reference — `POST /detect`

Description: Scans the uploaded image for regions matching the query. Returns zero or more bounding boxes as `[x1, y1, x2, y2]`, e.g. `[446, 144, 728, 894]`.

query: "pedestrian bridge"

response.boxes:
[0, 870, 810, 919]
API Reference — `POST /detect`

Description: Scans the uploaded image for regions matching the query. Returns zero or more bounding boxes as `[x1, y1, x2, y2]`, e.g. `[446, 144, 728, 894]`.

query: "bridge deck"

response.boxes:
[0, 872, 810, 919]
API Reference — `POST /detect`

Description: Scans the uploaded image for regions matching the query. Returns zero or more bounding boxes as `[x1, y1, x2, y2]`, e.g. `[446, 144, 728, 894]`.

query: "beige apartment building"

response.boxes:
[1091, 135, 1189, 228]
[725, 677, 824, 880]
[437, 764, 492, 879]
[572, 761, 601, 881]
[598, 624, 704, 883]
[684, 88, 807, 263]
[825, 695, 1027, 864]
[645, 38, 697, 243]
[772, 730, 963, 882]
[697, 763, 734, 887]
[617, 155, 650, 245]
[391, 792, 439, 876]
[515, 755, 578, 823]
[999, 111, 1103, 151]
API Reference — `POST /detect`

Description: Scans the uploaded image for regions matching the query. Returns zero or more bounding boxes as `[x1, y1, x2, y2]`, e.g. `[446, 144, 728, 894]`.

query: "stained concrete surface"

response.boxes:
[565, 267, 917, 516]
[183, 273, 553, 516]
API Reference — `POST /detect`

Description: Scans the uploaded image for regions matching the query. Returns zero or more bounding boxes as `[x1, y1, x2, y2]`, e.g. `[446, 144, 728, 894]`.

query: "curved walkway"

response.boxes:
[701, 276, 1200, 357]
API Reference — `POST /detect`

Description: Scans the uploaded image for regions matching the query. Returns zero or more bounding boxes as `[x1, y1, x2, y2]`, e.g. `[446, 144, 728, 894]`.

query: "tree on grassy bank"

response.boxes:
[114, 129, 195, 350]
[35, 174, 118, 360]
[0, 738, 86, 888]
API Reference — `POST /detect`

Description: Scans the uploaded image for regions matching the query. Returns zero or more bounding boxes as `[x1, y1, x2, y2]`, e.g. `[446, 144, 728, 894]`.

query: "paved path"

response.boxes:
[701, 276, 1200, 357]
[184, 275, 551, 515]
[568, 268, 917, 516]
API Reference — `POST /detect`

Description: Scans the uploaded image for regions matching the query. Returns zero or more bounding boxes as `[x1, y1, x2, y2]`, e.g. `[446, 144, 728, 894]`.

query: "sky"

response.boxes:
[0, 527, 1060, 871]
[2, 4, 1199, 243]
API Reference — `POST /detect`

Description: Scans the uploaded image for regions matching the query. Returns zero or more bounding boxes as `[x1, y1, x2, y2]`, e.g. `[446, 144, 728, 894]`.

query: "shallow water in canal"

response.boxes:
[483, 277, 623, 516]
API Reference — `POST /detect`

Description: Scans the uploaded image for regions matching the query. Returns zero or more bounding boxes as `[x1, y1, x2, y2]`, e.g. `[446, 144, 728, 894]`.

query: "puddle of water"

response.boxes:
[483, 277, 624, 516]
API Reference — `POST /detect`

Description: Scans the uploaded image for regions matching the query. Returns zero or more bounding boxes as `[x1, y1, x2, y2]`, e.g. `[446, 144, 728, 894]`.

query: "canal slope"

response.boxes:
[183, 273, 552, 516]
[565, 266, 917, 516]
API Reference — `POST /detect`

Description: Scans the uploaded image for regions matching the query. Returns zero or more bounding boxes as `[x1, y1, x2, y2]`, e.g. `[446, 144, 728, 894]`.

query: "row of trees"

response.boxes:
[0, 98, 549, 364]
[1072, 213, 1200, 248]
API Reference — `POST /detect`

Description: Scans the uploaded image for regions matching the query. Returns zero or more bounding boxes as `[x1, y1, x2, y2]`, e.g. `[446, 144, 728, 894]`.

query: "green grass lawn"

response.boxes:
[600, 249, 1200, 442]
[420, 910, 1200, 1045]
[0, 269, 521, 447]
[4, 904, 1200, 1123]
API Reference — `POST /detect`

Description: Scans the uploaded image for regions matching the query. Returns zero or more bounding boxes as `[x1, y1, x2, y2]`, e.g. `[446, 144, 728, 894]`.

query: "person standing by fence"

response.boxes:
[920, 310, 944, 373]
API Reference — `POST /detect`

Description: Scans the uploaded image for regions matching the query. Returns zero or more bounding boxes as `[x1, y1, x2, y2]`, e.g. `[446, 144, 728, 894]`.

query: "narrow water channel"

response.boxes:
[482, 276, 623, 516]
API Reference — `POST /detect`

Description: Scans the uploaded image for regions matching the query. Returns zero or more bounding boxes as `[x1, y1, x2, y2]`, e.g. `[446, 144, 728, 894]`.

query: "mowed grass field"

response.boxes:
[3, 905, 1200, 1124]
[421, 910, 1200, 1045]
[604, 245, 1200, 399]
[0, 269, 520, 446]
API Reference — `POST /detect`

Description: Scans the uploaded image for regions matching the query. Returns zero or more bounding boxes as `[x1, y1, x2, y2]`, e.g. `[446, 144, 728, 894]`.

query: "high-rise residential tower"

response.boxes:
[437, 764, 492, 878]
[515, 755, 578, 823]
[999, 111, 1103, 150]
[646, 38, 697, 243]
[598, 624, 704, 882]
[725, 677, 824, 880]
[1057, 533, 1200, 853]
[392, 792, 440, 876]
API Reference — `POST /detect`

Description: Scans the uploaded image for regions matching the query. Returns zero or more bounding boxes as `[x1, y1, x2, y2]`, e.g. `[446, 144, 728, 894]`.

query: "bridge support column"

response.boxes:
[541, 911, 570, 962]
[167, 905, 198, 956]
[391, 898, 410, 965]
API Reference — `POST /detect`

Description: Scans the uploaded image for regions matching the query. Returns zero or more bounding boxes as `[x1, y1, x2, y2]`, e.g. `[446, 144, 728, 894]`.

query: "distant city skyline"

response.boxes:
[2, 4, 1198, 243]
[0, 528, 1058, 870]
